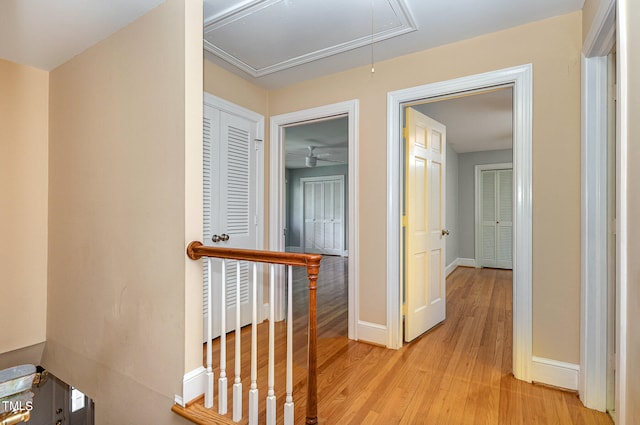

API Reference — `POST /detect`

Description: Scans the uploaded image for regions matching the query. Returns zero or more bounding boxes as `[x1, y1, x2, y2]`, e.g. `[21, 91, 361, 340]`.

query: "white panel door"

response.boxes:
[302, 175, 344, 256]
[479, 169, 513, 269]
[204, 104, 259, 339]
[404, 108, 446, 342]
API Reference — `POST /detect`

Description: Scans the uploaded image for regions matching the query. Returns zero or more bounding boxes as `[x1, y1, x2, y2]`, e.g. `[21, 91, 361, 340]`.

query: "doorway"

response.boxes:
[387, 65, 533, 383]
[269, 100, 358, 338]
[283, 117, 348, 257]
[400, 87, 514, 343]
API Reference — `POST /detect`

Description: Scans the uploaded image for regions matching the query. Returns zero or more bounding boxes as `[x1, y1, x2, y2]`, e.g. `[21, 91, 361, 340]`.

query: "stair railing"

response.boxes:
[186, 241, 322, 425]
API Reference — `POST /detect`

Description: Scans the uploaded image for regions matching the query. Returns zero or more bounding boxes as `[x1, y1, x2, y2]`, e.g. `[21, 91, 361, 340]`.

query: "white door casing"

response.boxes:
[581, 0, 618, 413]
[269, 100, 358, 339]
[387, 64, 532, 383]
[203, 93, 264, 340]
[476, 164, 513, 270]
[301, 175, 345, 256]
[404, 108, 447, 342]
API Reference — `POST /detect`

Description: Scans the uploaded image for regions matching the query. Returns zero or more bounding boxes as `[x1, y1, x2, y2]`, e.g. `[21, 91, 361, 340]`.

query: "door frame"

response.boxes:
[203, 92, 265, 331]
[580, 0, 621, 415]
[474, 162, 513, 269]
[269, 100, 359, 339]
[300, 175, 346, 256]
[386, 64, 533, 383]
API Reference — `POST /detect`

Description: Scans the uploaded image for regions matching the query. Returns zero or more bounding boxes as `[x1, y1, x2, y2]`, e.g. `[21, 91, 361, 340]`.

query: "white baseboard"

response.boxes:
[286, 246, 302, 253]
[176, 366, 207, 406]
[446, 259, 459, 277]
[531, 356, 580, 391]
[357, 320, 388, 346]
[446, 258, 476, 276]
[458, 258, 477, 268]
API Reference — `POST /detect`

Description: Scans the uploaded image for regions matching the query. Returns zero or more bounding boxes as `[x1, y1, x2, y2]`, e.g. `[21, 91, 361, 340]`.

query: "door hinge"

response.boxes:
[401, 215, 408, 227]
[402, 127, 409, 140]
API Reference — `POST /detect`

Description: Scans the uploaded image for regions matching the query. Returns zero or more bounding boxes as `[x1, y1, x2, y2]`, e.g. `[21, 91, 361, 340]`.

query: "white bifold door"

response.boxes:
[404, 108, 447, 342]
[478, 168, 513, 269]
[301, 175, 345, 256]
[203, 100, 262, 340]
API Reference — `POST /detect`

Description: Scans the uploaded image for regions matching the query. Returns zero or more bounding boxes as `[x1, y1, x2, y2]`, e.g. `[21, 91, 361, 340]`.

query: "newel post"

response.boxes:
[305, 257, 321, 425]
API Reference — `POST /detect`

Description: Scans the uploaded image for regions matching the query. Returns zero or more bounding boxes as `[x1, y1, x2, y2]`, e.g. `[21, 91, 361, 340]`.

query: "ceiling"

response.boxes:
[1, 0, 583, 89]
[203, 0, 584, 88]
[283, 87, 513, 169]
[0, 0, 165, 71]
[284, 116, 348, 169]
[412, 87, 513, 153]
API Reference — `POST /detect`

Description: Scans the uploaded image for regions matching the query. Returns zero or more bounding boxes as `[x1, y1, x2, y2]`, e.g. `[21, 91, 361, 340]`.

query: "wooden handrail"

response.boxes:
[186, 241, 321, 425]
[187, 241, 322, 268]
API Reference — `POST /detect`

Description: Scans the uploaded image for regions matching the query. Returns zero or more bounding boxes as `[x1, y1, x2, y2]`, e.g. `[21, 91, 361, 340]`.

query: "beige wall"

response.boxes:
[0, 59, 49, 355]
[621, 0, 640, 422]
[203, 59, 269, 117]
[45, 0, 198, 423]
[265, 12, 583, 363]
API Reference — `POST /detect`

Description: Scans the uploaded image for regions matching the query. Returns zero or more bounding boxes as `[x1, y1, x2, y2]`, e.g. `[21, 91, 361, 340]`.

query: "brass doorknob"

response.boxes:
[442, 229, 450, 236]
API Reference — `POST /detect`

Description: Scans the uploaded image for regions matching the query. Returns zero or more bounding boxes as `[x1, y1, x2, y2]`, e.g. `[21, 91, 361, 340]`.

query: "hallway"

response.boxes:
[184, 263, 612, 424]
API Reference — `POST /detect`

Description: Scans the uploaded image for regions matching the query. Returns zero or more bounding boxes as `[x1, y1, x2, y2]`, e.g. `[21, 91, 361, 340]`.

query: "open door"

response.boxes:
[404, 107, 447, 342]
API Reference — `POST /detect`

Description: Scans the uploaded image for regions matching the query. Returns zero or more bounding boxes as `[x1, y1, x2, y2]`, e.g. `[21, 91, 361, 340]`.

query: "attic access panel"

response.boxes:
[203, 0, 417, 77]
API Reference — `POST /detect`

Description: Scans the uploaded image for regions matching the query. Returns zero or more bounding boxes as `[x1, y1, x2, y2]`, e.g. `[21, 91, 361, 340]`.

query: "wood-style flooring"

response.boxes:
[174, 258, 613, 425]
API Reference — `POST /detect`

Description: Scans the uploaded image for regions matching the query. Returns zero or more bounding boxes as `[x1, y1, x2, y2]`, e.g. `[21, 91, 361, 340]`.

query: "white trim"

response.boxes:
[616, 2, 628, 422]
[532, 357, 580, 391]
[270, 100, 359, 340]
[356, 321, 388, 346]
[458, 258, 476, 268]
[583, 0, 616, 57]
[299, 175, 345, 256]
[580, 0, 618, 412]
[176, 366, 207, 407]
[444, 257, 478, 276]
[580, 54, 609, 412]
[386, 64, 533, 383]
[474, 162, 513, 269]
[445, 259, 459, 277]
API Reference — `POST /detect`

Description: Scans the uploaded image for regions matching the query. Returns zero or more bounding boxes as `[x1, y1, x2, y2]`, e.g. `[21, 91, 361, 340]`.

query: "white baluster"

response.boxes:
[266, 264, 276, 425]
[284, 265, 294, 425]
[233, 261, 242, 422]
[249, 262, 258, 425]
[219, 259, 228, 414]
[205, 258, 214, 409]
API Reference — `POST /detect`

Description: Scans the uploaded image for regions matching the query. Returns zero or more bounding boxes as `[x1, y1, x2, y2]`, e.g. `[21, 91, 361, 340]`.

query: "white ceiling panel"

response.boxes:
[203, 0, 416, 77]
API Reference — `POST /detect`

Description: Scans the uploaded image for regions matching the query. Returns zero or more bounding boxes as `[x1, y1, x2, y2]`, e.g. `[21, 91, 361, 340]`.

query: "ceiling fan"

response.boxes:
[303, 146, 345, 167]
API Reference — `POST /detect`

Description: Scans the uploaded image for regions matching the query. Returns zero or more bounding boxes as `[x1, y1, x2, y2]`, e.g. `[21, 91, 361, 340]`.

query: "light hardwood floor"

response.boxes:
[176, 258, 613, 425]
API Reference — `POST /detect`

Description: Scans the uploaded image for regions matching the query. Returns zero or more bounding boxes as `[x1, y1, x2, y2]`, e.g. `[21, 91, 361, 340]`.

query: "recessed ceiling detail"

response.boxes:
[203, 0, 417, 77]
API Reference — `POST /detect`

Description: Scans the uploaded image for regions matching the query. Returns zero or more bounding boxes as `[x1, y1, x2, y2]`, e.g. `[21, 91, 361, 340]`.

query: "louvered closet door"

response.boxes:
[203, 105, 257, 339]
[302, 176, 344, 256]
[479, 169, 513, 269]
